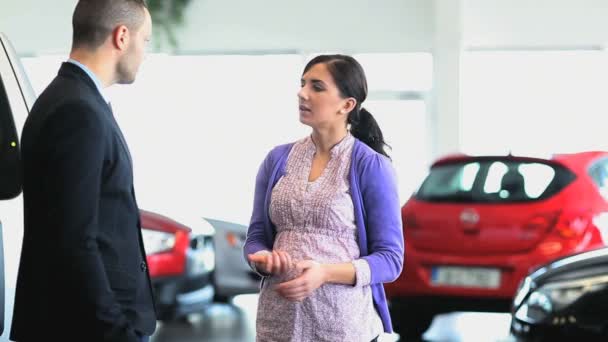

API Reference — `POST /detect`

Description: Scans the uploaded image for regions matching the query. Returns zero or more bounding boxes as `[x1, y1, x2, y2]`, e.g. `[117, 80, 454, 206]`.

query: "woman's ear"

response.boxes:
[341, 97, 357, 115]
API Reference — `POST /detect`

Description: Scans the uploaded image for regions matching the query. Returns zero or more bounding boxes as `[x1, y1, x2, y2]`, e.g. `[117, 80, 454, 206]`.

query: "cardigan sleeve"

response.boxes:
[359, 154, 405, 284]
[243, 151, 274, 260]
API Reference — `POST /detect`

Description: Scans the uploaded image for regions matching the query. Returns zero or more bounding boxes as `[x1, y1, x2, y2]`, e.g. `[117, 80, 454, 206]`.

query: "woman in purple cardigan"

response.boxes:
[244, 54, 404, 342]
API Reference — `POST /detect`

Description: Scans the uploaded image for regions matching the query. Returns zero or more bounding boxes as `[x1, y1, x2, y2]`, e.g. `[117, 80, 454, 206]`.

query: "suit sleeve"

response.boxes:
[359, 154, 405, 285]
[42, 103, 140, 342]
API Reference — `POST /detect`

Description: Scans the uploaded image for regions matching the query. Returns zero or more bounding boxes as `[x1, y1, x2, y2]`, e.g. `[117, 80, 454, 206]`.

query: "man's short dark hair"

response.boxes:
[72, 0, 148, 50]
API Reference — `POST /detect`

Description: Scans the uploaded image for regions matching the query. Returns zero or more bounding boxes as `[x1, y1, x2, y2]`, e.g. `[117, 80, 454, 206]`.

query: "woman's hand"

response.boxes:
[248, 250, 294, 275]
[275, 260, 327, 302]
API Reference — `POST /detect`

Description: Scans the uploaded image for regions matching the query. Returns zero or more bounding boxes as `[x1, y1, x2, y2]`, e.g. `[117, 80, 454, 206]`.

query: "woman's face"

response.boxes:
[297, 63, 353, 130]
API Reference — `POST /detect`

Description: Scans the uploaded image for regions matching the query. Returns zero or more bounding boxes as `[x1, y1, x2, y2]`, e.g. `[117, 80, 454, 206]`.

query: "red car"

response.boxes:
[385, 152, 608, 339]
[140, 210, 216, 321]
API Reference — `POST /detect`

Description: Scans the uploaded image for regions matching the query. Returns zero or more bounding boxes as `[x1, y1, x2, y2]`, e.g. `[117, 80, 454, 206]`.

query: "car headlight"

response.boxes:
[515, 274, 608, 323]
[188, 236, 216, 275]
[142, 229, 176, 255]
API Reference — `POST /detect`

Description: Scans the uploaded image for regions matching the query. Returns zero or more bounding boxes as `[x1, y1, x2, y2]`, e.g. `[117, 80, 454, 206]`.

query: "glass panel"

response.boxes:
[365, 100, 429, 202]
[460, 162, 480, 191]
[354, 53, 433, 92]
[461, 50, 608, 156]
[417, 159, 571, 203]
[483, 161, 508, 194]
[21, 52, 433, 221]
[519, 163, 556, 198]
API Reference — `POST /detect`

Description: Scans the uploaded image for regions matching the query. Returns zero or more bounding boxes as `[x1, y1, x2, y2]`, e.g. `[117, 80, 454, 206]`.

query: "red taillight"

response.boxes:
[536, 211, 594, 256]
[528, 210, 591, 239]
[524, 211, 560, 231]
[555, 214, 590, 239]
[226, 232, 239, 247]
[538, 241, 563, 254]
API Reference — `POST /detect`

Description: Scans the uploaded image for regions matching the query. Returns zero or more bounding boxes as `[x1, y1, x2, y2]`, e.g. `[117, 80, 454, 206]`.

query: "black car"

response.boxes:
[510, 247, 608, 341]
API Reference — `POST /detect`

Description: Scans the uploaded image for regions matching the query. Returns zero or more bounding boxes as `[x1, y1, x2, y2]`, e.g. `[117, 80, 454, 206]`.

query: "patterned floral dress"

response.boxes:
[256, 134, 383, 342]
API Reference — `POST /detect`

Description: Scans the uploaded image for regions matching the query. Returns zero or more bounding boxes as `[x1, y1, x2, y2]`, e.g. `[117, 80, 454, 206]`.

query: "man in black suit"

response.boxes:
[11, 1, 155, 341]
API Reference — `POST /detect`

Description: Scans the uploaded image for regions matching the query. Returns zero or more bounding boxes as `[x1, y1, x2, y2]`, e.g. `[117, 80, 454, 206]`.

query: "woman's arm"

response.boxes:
[275, 260, 370, 301]
[243, 152, 275, 259]
[322, 262, 356, 285]
[359, 154, 405, 284]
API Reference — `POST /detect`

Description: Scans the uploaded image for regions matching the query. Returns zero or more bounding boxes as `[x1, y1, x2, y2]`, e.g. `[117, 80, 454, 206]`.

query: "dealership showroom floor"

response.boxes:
[150, 295, 516, 342]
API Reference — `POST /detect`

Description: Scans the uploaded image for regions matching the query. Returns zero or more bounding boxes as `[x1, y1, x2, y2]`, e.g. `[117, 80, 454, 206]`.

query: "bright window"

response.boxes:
[21, 52, 432, 222]
[461, 50, 608, 156]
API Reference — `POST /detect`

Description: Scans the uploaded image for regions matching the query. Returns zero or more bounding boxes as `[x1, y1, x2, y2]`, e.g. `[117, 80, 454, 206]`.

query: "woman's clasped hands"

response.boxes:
[248, 250, 326, 302]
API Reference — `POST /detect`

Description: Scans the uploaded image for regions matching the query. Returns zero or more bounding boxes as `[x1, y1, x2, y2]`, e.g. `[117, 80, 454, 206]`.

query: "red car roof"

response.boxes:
[140, 209, 191, 234]
[433, 151, 608, 175]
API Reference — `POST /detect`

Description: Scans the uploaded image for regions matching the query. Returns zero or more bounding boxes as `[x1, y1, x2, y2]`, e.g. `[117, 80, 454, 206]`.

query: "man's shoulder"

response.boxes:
[31, 75, 106, 118]
[45, 71, 99, 101]
[24, 77, 110, 144]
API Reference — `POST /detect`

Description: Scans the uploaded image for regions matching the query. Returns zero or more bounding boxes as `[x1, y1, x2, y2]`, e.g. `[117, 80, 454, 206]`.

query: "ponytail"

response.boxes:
[348, 107, 391, 159]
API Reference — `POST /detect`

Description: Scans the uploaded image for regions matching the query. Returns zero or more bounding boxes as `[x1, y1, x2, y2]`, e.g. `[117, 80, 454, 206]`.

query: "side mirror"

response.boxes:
[0, 77, 21, 200]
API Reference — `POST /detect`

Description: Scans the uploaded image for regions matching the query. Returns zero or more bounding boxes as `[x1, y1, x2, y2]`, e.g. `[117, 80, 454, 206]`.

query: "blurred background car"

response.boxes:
[385, 152, 608, 339]
[510, 247, 608, 340]
[141, 210, 216, 321]
[205, 218, 261, 303]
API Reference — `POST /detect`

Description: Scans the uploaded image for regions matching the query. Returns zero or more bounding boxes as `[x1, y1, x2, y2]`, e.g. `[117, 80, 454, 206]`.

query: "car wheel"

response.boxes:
[213, 293, 230, 303]
[211, 271, 231, 303]
[390, 301, 434, 340]
[157, 308, 176, 323]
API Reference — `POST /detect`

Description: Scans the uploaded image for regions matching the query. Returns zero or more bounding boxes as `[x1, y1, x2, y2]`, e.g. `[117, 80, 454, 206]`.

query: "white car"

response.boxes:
[0, 33, 37, 340]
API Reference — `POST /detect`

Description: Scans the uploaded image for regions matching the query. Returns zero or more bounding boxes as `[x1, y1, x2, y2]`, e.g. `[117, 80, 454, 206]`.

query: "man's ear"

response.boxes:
[112, 25, 130, 51]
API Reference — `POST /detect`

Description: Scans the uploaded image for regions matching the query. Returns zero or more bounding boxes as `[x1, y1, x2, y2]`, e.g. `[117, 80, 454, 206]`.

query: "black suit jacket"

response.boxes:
[10, 63, 156, 342]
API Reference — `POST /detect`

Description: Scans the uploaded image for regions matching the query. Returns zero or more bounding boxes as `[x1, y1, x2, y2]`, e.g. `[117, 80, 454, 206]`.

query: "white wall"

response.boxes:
[7, 0, 608, 165]
[463, 0, 608, 48]
[0, 1, 78, 55]
[6, 1, 608, 54]
[176, 0, 433, 53]
[0, 0, 433, 55]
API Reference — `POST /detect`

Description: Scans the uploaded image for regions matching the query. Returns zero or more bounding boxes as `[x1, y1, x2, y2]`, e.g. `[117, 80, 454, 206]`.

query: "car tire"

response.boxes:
[211, 271, 232, 303]
[390, 301, 434, 340]
[157, 307, 177, 323]
[213, 293, 230, 303]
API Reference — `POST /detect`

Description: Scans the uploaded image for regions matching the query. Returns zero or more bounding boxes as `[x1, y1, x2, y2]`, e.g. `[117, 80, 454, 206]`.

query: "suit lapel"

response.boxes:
[107, 103, 133, 166]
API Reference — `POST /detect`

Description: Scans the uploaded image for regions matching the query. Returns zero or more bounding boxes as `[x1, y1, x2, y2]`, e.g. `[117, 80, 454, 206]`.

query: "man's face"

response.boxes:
[116, 7, 152, 84]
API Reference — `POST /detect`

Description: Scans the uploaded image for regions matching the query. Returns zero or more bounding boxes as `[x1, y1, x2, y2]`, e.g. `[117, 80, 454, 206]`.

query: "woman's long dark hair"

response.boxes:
[303, 54, 390, 159]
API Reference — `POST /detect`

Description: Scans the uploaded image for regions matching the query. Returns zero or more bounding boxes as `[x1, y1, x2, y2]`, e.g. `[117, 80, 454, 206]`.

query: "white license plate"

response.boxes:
[431, 266, 501, 289]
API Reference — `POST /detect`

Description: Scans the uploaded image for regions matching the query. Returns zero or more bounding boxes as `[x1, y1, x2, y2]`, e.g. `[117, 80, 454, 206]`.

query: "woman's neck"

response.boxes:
[311, 127, 348, 154]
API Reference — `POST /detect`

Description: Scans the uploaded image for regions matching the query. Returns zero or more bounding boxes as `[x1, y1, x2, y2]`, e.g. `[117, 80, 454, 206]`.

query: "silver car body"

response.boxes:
[205, 218, 261, 300]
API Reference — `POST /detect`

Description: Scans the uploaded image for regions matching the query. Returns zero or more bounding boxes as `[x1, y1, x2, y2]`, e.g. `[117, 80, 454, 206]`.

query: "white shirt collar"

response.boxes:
[67, 59, 109, 103]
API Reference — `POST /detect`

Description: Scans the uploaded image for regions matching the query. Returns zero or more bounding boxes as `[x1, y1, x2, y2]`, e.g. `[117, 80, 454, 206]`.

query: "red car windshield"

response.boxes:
[415, 158, 576, 203]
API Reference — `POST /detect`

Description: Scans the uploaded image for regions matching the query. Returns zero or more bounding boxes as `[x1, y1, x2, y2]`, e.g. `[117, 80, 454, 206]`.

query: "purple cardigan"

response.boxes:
[244, 139, 404, 333]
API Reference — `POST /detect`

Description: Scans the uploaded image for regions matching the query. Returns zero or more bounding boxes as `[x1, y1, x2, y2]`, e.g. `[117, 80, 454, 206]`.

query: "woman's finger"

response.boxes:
[264, 253, 273, 274]
[271, 251, 282, 274]
[278, 251, 290, 273]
